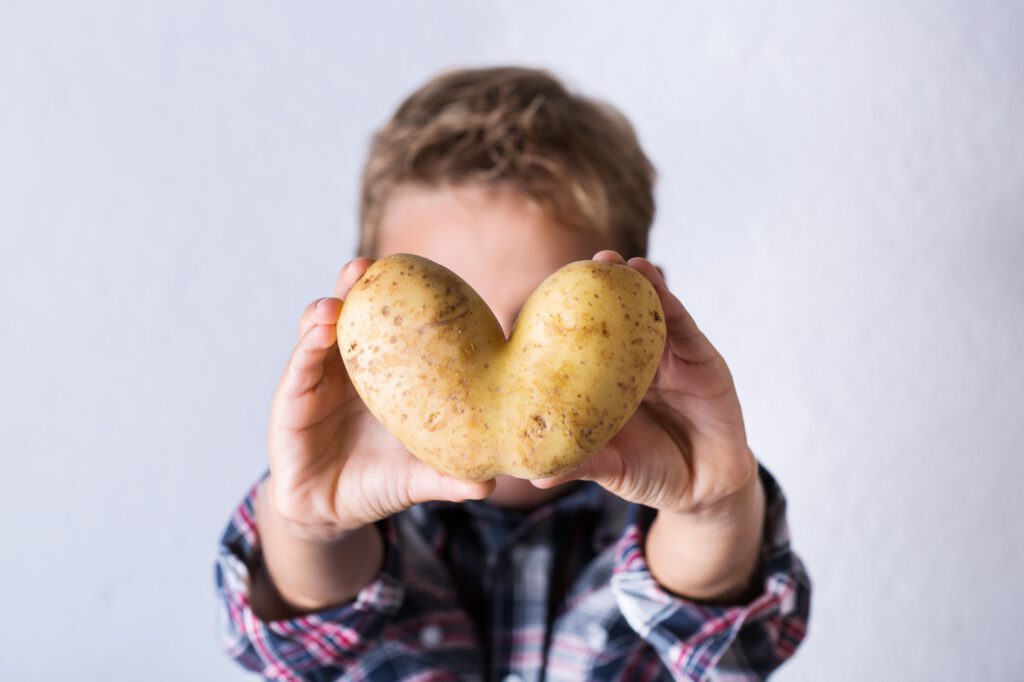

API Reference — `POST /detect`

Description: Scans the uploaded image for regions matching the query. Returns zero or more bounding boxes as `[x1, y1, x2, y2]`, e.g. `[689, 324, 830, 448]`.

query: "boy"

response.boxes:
[215, 67, 811, 681]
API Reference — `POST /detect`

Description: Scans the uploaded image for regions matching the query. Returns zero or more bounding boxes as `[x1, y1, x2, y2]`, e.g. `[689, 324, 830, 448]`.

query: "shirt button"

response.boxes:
[502, 675, 524, 682]
[585, 622, 608, 650]
[419, 624, 443, 648]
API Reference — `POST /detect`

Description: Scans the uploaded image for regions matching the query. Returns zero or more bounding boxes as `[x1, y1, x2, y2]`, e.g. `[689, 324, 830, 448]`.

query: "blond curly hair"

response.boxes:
[357, 66, 656, 259]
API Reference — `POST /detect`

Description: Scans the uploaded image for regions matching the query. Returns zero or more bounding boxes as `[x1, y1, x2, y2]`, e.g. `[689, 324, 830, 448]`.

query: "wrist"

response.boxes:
[264, 475, 363, 543]
[666, 447, 760, 523]
[253, 480, 385, 618]
[646, 461, 766, 603]
[253, 523, 384, 618]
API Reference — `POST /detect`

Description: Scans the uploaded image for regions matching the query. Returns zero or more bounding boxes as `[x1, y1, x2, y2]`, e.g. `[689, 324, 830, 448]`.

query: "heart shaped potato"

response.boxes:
[337, 254, 666, 481]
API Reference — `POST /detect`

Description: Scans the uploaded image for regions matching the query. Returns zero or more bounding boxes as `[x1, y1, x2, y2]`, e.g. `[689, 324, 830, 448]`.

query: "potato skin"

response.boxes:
[337, 253, 666, 481]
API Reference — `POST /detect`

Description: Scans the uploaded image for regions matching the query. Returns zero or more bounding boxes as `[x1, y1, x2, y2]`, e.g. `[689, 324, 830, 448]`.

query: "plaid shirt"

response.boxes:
[215, 463, 810, 681]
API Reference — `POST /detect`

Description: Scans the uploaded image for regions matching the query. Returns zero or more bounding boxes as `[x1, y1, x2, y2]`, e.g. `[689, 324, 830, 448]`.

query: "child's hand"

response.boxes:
[532, 251, 759, 521]
[265, 258, 495, 540]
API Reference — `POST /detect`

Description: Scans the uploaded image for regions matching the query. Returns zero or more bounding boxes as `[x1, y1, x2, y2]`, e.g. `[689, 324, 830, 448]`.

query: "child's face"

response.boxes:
[375, 182, 617, 507]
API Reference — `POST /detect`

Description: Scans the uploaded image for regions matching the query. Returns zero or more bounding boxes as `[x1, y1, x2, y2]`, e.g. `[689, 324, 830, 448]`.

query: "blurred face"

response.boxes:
[375, 183, 617, 508]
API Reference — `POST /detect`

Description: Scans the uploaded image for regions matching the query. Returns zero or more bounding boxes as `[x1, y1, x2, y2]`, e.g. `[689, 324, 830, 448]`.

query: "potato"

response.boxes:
[337, 253, 666, 481]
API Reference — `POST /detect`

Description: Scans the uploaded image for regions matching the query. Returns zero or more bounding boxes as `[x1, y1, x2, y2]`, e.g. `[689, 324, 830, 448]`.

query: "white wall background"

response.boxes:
[2, 1, 1022, 679]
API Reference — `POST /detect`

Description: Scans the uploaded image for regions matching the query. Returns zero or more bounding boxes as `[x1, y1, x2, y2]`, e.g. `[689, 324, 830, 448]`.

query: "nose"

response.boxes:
[499, 316, 514, 340]
[496, 305, 526, 340]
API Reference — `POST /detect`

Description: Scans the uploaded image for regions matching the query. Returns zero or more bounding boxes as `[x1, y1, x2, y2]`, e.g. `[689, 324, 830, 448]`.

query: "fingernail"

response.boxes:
[633, 258, 664, 282]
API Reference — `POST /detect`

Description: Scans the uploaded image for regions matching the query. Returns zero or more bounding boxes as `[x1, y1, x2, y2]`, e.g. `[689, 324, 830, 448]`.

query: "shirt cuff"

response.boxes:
[213, 473, 404, 681]
[610, 463, 812, 681]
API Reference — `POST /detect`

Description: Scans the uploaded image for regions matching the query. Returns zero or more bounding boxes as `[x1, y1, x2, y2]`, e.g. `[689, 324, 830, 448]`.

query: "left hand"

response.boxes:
[531, 250, 759, 518]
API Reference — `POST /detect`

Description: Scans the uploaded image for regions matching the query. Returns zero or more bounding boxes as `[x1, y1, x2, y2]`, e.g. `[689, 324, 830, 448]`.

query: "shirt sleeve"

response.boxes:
[213, 473, 405, 682]
[609, 463, 812, 682]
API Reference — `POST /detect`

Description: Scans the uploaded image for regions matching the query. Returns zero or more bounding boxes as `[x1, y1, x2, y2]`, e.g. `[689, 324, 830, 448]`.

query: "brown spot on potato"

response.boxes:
[394, 316, 404, 326]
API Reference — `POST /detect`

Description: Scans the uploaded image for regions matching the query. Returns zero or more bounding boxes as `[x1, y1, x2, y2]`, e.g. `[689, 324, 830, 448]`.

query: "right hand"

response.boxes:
[265, 257, 496, 540]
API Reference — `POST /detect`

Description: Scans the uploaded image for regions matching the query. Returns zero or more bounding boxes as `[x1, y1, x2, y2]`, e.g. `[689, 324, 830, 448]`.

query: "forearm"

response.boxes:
[645, 467, 765, 604]
[251, 477, 383, 620]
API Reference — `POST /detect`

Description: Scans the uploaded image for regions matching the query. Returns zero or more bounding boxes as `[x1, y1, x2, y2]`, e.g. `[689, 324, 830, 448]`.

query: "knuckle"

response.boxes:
[298, 299, 320, 333]
[299, 323, 328, 350]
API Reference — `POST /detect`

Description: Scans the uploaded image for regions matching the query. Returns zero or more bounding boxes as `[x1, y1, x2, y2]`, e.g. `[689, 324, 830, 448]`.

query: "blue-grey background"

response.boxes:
[2, 1, 1022, 679]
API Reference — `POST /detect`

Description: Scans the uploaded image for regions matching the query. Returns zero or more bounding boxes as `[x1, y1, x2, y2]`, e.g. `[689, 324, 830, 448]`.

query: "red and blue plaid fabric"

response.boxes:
[215, 463, 810, 681]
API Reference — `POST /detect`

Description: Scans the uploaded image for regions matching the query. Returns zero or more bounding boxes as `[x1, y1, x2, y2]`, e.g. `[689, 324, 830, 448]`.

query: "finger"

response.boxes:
[530, 458, 599, 489]
[592, 249, 627, 264]
[530, 471, 580, 489]
[279, 314, 341, 396]
[530, 454, 625, 493]
[296, 257, 375, 337]
[406, 461, 497, 504]
[299, 296, 343, 337]
[627, 257, 720, 364]
[334, 257, 375, 300]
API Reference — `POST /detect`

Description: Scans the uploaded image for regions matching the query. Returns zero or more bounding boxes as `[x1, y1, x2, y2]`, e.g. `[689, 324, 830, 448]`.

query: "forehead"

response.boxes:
[374, 183, 614, 330]
[375, 182, 610, 265]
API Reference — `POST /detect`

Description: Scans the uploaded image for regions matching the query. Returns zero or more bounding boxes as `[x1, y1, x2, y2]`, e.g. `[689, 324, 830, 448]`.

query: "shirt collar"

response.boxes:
[419, 479, 624, 553]
[428, 479, 608, 518]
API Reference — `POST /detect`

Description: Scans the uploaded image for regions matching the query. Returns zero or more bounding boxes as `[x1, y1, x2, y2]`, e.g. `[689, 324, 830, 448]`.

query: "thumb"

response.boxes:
[529, 456, 602, 490]
[530, 449, 632, 498]
[406, 460, 496, 504]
